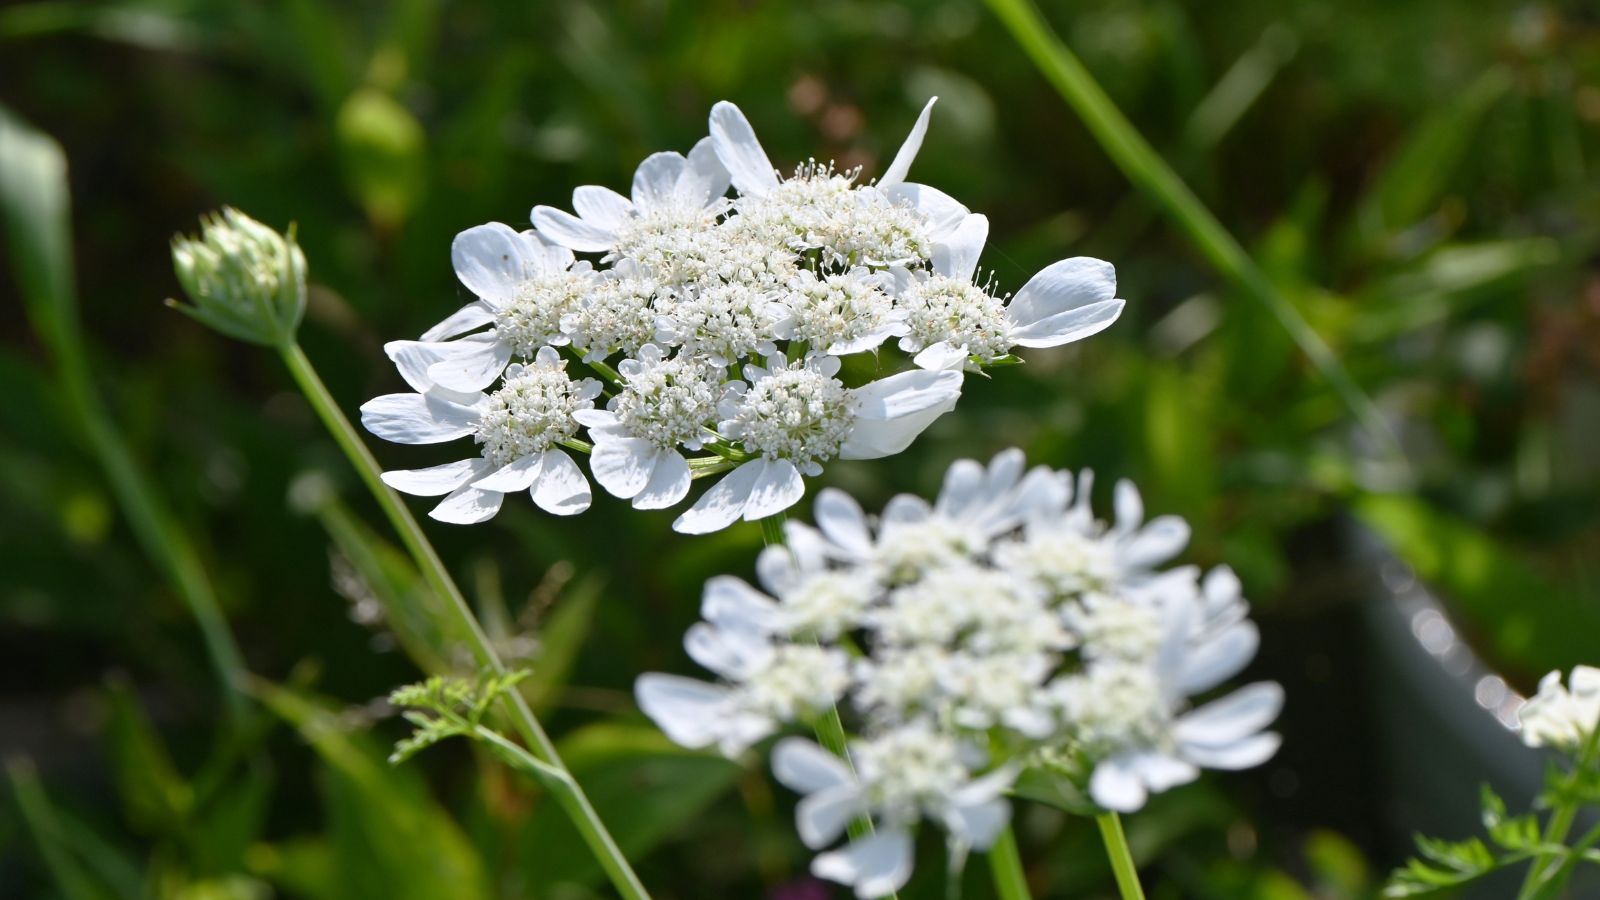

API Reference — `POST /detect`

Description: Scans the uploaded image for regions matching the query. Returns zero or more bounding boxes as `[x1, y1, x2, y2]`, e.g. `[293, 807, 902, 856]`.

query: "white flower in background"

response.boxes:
[672, 357, 963, 534]
[532, 138, 731, 261]
[637, 449, 1280, 894]
[1519, 666, 1600, 750]
[772, 732, 1013, 899]
[361, 347, 600, 522]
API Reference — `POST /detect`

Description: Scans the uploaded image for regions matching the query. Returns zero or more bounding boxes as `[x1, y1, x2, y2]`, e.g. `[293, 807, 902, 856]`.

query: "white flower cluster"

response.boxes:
[637, 450, 1282, 897]
[1519, 665, 1600, 750]
[361, 100, 1125, 532]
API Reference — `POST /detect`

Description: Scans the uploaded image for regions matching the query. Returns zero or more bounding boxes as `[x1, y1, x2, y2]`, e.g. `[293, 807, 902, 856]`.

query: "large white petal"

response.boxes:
[1177, 621, 1260, 696]
[426, 335, 513, 393]
[634, 674, 730, 750]
[811, 830, 915, 899]
[452, 223, 530, 303]
[530, 449, 591, 515]
[879, 96, 937, 189]
[360, 393, 482, 445]
[741, 457, 806, 521]
[386, 339, 464, 393]
[685, 621, 771, 680]
[632, 450, 691, 509]
[709, 101, 779, 197]
[931, 213, 987, 282]
[1129, 752, 1200, 792]
[571, 184, 632, 231]
[812, 489, 873, 559]
[672, 459, 764, 534]
[700, 575, 783, 632]
[884, 183, 968, 240]
[420, 301, 496, 341]
[681, 135, 732, 206]
[591, 437, 660, 500]
[1181, 732, 1282, 770]
[934, 457, 985, 519]
[1089, 756, 1148, 813]
[381, 458, 484, 496]
[1009, 299, 1126, 348]
[1174, 682, 1284, 747]
[531, 205, 616, 253]
[1122, 515, 1191, 568]
[474, 454, 543, 492]
[771, 737, 854, 792]
[947, 797, 1010, 849]
[428, 484, 505, 524]
[797, 784, 865, 850]
[1007, 257, 1118, 324]
[632, 151, 688, 210]
[840, 369, 963, 459]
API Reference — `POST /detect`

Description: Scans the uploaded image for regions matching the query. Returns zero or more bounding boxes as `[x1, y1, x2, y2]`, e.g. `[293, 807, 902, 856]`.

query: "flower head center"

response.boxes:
[496, 271, 590, 356]
[901, 275, 1010, 359]
[476, 365, 586, 466]
[614, 356, 719, 449]
[729, 367, 855, 466]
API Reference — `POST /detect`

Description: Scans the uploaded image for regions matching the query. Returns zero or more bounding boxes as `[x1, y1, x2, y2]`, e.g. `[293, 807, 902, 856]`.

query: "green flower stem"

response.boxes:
[278, 341, 651, 900]
[1096, 813, 1147, 900]
[987, 825, 1033, 900]
[984, 0, 1402, 463]
[757, 511, 898, 900]
[1517, 726, 1600, 899]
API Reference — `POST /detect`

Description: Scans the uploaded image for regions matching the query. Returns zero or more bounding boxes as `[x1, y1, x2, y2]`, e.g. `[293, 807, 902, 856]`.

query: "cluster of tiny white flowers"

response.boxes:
[475, 357, 599, 466]
[637, 449, 1281, 897]
[362, 99, 1125, 531]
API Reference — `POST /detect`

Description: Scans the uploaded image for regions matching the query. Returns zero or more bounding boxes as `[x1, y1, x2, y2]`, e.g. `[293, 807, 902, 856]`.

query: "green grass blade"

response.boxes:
[983, 0, 1402, 462]
[0, 104, 249, 724]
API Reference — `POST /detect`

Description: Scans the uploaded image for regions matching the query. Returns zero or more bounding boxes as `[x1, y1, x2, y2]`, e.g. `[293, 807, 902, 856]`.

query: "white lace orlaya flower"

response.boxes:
[798, 449, 1070, 583]
[531, 137, 731, 255]
[708, 97, 972, 264]
[398, 222, 595, 394]
[754, 531, 880, 640]
[771, 732, 1013, 899]
[1519, 666, 1600, 750]
[559, 258, 660, 363]
[771, 267, 907, 356]
[360, 347, 600, 523]
[671, 356, 963, 534]
[575, 344, 720, 510]
[1081, 578, 1282, 813]
[635, 576, 849, 756]
[651, 279, 781, 367]
[894, 214, 1125, 369]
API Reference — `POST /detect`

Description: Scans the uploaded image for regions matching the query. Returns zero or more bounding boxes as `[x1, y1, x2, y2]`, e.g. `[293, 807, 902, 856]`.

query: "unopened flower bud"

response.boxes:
[170, 207, 306, 346]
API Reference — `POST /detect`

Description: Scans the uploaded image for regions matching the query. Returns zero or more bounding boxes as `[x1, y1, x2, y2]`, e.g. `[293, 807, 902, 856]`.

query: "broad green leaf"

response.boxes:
[520, 722, 740, 889]
[252, 680, 492, 900]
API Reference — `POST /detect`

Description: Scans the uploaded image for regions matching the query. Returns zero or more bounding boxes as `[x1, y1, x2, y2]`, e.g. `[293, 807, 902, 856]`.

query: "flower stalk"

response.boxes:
[987, 825, 1033, 900]
[1516, 723, 1600, 899]
[1096, 813, 1147, 900]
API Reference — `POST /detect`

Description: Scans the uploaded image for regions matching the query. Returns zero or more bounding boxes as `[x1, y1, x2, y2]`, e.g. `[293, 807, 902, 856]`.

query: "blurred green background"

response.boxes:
[3, 0, 1599, 897]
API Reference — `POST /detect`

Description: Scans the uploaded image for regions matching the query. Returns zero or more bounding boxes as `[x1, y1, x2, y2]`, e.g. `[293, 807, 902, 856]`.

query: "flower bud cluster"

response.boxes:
[637, 449, 1283, 897]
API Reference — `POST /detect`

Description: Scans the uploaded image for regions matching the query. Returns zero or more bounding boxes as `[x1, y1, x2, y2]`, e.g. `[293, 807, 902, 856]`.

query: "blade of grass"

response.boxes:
[0, 105, 249, 726]
[983, 0, 1402, 464]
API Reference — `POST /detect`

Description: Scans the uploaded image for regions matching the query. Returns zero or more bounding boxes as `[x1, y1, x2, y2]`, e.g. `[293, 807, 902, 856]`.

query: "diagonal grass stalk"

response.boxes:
[0, 106, 249, 728]
[987, 825, 1033, 900]
[278, 341, 651, 900]
[983, 0, 1403, 464]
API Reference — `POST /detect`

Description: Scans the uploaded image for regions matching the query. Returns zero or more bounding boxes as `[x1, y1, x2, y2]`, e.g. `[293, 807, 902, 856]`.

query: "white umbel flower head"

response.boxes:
[1519, 666, 1600, 750]
[636, 449, 1280, 895]
[360, 346, 601, 523]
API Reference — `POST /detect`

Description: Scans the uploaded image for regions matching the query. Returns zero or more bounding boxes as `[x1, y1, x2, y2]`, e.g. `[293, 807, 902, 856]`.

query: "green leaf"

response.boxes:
[7, 759, 138, 900]
[105, 678, 194, 835]
[520, 722, 740, 890]
[251, 680, 492, 900]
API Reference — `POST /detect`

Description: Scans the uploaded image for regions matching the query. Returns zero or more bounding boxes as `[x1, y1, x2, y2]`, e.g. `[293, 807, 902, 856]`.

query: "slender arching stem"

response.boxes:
[1096, 813, 1147, 900]
[278, 341, 651, 900]
[987, 825, 1034, 900]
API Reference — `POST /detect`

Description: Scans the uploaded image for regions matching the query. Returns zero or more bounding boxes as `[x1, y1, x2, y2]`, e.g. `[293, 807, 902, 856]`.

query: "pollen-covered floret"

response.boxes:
[612, 348, 720, 450]
[740, 644, 851, 723]
[897, 274, 1011, 360]
[778, 268, 902, 353]
[851, 723, 975, 824]
[562, 264, 660, 361]
[720, 360, 856, 469]
[495, 269, 593, 356]
[475, 351, 599, 466]
[653, 280, 776, 366]
[993, 525, 1120, 600]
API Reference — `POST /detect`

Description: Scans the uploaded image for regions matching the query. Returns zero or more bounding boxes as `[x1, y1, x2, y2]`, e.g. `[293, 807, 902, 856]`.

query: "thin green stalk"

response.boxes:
[1518, 726, 1600, 899]
[983, 0, 1403, 464]
[278, 341, 651, 900]
[987, 825, 1033, 900]
[1096, 813, 1146, 900]
[0, 108, 248, 726]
